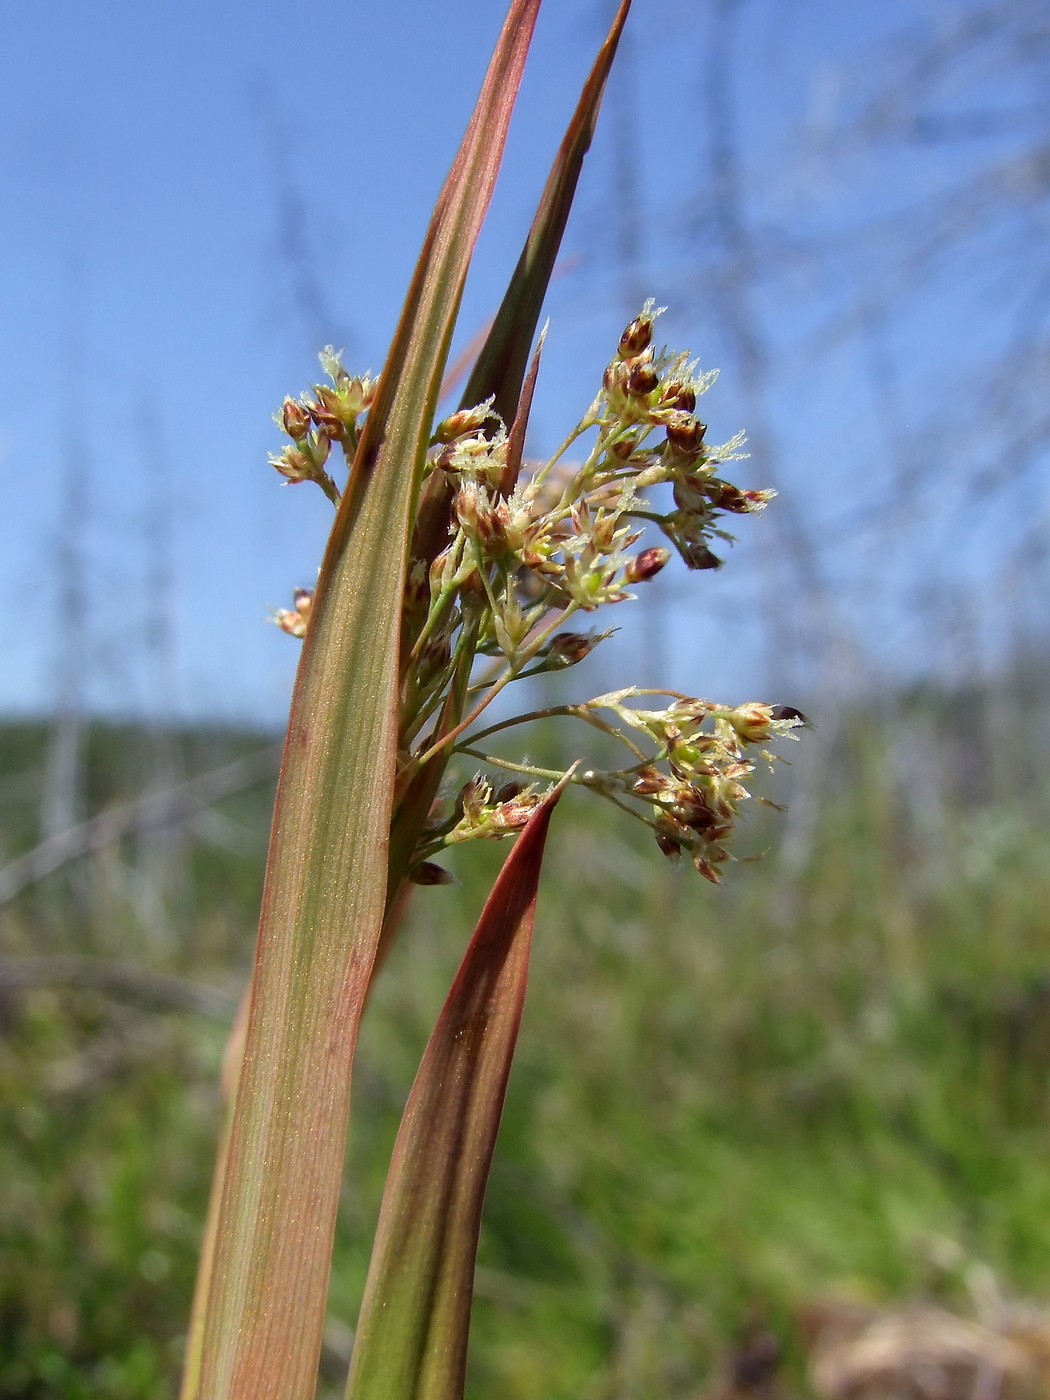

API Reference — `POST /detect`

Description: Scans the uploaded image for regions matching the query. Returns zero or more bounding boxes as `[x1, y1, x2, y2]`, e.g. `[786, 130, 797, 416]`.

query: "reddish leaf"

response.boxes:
[345, 777, 570, 1400]
[461, 0, 633, 424]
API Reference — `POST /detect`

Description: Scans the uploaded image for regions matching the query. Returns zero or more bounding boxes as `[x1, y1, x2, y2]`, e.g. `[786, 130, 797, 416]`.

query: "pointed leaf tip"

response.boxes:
[462, 0, 634, 424]
[345, 777, 570, 1400]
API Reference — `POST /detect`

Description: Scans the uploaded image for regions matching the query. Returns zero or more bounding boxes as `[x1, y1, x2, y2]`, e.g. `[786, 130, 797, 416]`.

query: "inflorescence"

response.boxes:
[270, 303, 805, 883]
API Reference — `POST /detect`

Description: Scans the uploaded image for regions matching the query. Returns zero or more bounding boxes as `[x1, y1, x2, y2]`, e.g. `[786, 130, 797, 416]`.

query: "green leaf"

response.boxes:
[190, 5, 541, 1398]
[345, 778, 570, 1400]
[461, 0, 633, 424]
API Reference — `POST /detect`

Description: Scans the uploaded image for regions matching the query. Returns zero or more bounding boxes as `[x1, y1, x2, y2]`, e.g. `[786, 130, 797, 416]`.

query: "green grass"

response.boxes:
[2, 691, 1050, 1397]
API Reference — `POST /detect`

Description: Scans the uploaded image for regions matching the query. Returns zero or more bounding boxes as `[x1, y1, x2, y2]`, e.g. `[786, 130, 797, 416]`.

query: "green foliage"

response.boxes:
[3, 691, 1050, 1397]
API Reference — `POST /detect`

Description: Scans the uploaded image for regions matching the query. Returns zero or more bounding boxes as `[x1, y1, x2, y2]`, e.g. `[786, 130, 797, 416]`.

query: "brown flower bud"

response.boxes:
[665, 413, 707, 454]
[434, 404, 494, 444]
[626, 360, 659, 397]
[546, 631, 602, 668]
[410, 861, 456, 886]
[403, 560, 429, 613]
[281, 398, 312, 440]
[420, 632, 452, 677]
[632, 766, 672, 796]
[704, 480, 746, 511]
[610, 432, 640, 461]
[603, 360, 631, 398]
[619, 313, 653, 358]
[293, 587, 313, 619]
[272, 447, 313, 483]
[662, 382, 696, 413]
[705, 481, 772, 514]
[655, 830, 683, 860]
[771, 705, 807, 725]
[682, 541, 722, 571]
[309, 386, 349, 440]
[626, 546, 671, 583]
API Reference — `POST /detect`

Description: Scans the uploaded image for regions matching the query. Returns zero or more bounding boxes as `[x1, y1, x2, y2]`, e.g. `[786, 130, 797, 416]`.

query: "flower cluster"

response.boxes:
[586, 692, 805, 882]
[269, 349, 376, 505]
[271, 587, 313, 638]
[271, 307, 804, 884]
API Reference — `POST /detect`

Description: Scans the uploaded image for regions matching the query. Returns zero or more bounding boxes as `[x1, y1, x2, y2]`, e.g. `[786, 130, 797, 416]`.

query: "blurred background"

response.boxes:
[2, 0, 1050, 1395]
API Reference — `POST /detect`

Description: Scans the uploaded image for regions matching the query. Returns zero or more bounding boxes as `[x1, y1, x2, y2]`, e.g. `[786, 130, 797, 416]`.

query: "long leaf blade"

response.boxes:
[346, 779, 569, 1400]
[461, 0, 632, 423]
[192, 6, 542, 1397]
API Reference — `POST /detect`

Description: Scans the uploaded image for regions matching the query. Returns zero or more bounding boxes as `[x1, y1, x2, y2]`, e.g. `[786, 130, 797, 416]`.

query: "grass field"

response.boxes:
[2, 674, 1050, 1398]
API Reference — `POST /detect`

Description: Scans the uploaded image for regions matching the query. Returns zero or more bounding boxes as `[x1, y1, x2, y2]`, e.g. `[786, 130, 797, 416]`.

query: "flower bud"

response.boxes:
[693, 855, 723, 884]
[545, 631, 605, 668]
[273, 608, 307, 638]
[434, 403, 494, 444]
[705, 481, 774, 514]
[626, 360, 659, 397]
[271, 446, 314, 483]
[420, 632, 452, 678]
[655, 831, 683, 860]
[454, 482, 481, 535]
[665, 413, 707, 454]
[494, 791, 541, 831]
[293, 587, 313, 619]
[309, 387, 346, 441]
[625, 546, 671, 583]
[610, 432, 640, 461]
[771, 705, 807, 725]
[682, 541, 722, 571]
[410, 861, 455, 886]
[404, 560, 429, 613]
[632, 766, 672, 796]
[281, 398, 312, 440]
[720, 702, 778, 744]
[619, 313, 654, 359]
[662, 382, 696, 413]
[654, 815, 691, 859]
[591, 512, 621, 552]
[603, 359, 631, 401]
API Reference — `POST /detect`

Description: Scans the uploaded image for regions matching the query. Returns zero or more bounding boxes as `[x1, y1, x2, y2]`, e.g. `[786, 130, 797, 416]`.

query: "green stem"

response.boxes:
[414, 603, 579, 767]
[531, 420, 592, 489]
[455, 748, 575, 783]
[317, 472, 342, 507]
[460, 701, 649, 762]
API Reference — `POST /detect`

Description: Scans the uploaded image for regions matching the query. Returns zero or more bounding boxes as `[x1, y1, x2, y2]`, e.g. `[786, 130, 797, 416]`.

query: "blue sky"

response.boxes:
[1, 0, 1045, 724]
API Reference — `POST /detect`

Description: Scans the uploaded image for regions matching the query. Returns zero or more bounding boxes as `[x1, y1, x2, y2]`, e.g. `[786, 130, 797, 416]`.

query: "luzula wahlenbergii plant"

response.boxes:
[184, 4, 803, 1399]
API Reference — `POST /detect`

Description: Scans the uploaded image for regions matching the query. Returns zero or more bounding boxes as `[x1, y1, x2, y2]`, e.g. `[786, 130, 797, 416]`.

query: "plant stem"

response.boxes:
[414, 604, 579, 767]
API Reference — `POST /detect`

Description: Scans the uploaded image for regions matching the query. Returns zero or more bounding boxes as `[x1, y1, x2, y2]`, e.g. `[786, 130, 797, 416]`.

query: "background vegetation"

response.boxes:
[3, 658, 1050, 1398]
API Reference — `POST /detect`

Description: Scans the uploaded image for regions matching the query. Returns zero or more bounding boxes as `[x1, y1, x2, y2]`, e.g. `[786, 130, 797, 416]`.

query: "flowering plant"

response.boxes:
[181, 6, 803, 1399]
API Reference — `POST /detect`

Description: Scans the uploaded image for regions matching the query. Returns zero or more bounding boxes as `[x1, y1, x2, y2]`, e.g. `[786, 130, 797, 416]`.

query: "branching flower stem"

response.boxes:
[461, 703, 649, 763]
[414, 604, 580, 767]
[530, 420, 595, 489]
[446, 749, 570, 785]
